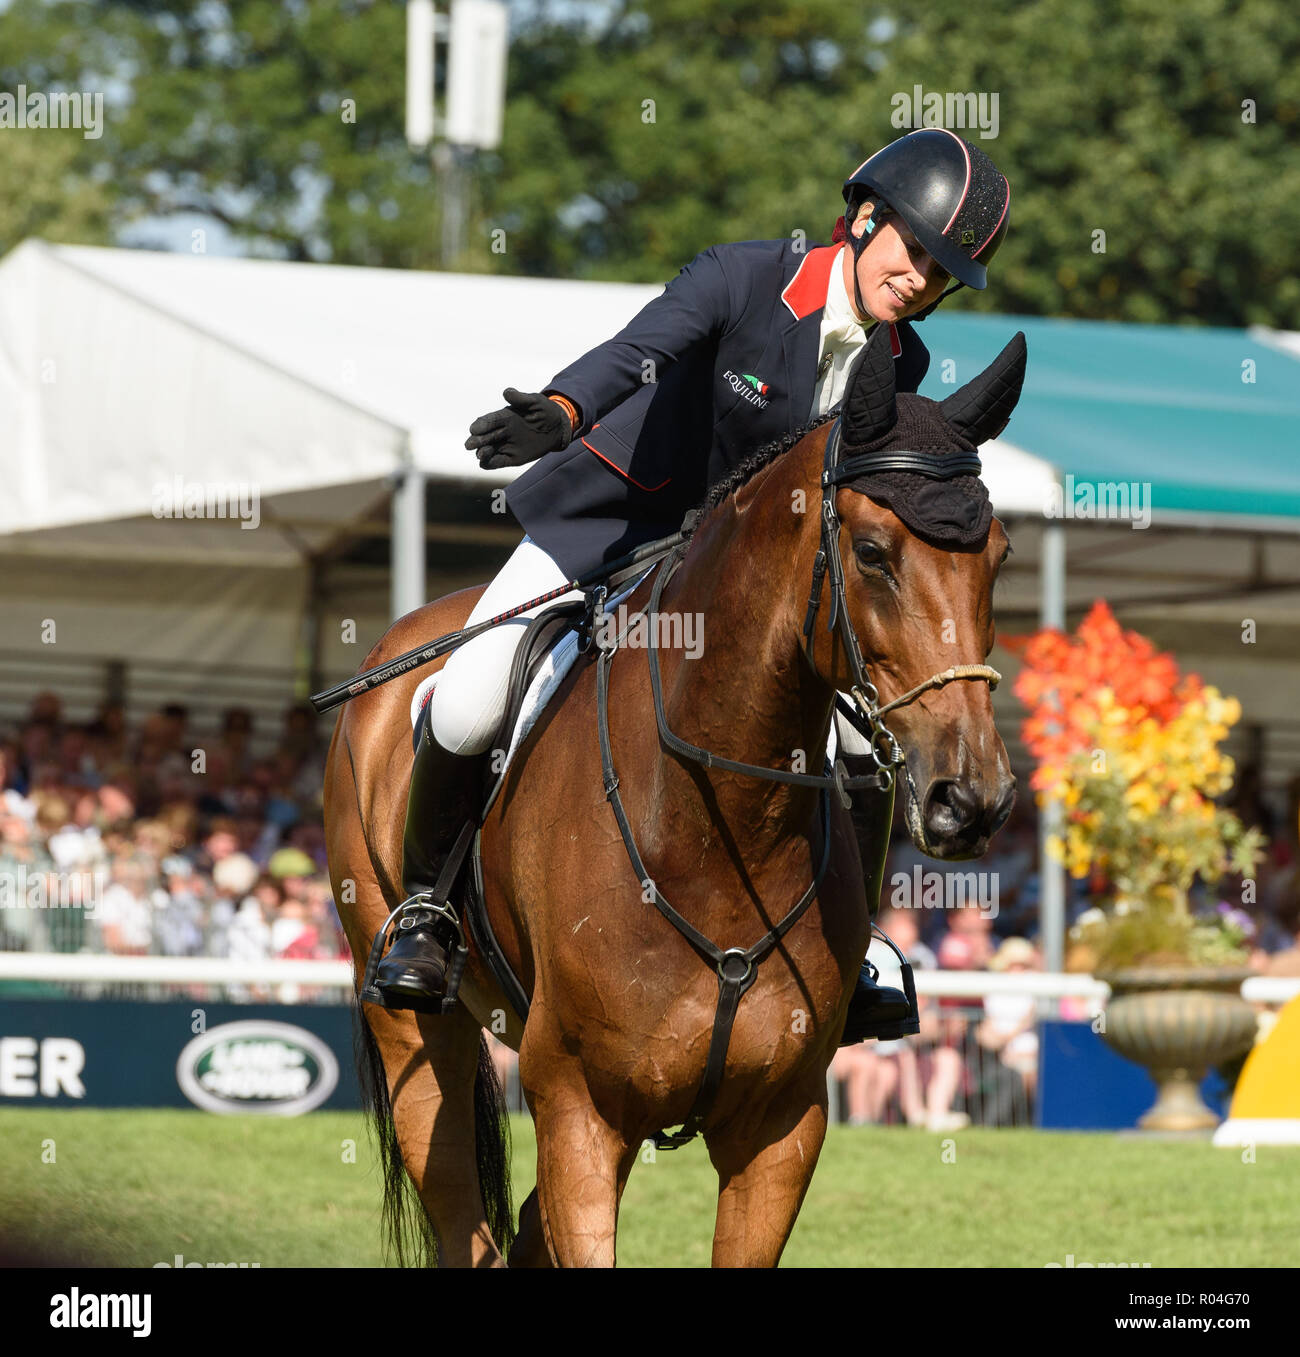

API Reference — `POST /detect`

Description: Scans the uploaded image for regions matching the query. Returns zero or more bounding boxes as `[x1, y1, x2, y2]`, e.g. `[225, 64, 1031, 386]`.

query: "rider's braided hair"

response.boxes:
[678, 411, 837, 541]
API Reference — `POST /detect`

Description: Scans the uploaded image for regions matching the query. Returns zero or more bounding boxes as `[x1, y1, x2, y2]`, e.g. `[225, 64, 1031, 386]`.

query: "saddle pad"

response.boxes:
[407, 621, 584, 736]
[493, 564, 658, 780]
[410, 562, 660, 759]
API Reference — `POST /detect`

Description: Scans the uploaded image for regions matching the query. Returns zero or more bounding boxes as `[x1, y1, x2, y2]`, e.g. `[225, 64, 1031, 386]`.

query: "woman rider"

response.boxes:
[373, 128, 1012, 1042]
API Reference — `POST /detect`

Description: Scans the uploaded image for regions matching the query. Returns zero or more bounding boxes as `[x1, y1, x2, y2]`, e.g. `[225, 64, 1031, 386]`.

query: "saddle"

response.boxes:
[362, 563, 661, 1020]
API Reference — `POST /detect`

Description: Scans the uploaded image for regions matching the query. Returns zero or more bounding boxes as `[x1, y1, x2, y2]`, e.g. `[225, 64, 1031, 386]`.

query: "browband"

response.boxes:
[824, 448, 983, 485]
[822, 421, 983, 486]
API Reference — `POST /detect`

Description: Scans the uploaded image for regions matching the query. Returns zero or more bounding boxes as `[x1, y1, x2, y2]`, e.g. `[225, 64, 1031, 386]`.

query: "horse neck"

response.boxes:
[653, 443, 833, 852]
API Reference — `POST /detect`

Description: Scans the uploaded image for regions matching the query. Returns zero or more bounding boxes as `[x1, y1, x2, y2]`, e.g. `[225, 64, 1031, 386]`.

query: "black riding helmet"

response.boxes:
[842, 128, 1011, 320]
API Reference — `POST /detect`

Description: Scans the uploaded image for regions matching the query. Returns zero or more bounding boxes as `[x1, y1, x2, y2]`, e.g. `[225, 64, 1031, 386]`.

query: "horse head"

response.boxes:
[811, 322, 1025, 859]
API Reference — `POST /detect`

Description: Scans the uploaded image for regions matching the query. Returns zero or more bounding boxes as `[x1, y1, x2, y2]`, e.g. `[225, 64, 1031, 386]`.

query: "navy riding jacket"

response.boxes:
[505, 238, 931, 579]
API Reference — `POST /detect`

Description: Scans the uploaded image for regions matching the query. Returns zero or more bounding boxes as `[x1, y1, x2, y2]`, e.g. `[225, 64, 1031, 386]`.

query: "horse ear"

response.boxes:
[840, 321, 897, 447]
[939, 331, 1027, 445]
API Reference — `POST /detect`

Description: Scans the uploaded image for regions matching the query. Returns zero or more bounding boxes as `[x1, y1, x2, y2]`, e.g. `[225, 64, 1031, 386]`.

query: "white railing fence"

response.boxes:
[2, 954, 1295, 1128]
[2, 951, 1295, 1003]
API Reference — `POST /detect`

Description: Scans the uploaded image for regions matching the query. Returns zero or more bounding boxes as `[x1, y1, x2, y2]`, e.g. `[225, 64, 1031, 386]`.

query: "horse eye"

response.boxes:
[854, 540, 885, 568]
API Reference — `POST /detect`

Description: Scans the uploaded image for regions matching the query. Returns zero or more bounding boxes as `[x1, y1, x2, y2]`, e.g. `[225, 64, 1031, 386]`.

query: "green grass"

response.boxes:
[0, 1108, 1295, 1267]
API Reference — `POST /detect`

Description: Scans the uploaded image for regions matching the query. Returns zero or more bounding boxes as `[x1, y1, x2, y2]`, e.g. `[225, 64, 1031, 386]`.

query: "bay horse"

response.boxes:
[324, 323, 1025, 1267]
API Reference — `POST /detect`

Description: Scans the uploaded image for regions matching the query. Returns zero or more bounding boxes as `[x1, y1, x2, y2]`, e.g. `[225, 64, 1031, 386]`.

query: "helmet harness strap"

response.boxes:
[845, 198, 877, 322]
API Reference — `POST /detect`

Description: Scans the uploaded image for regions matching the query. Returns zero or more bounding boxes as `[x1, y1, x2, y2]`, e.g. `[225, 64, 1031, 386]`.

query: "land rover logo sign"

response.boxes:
[176, 1021, 339, 1115]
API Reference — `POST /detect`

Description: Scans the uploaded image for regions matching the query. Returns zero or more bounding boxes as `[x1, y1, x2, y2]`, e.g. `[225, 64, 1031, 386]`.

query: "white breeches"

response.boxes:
[430, 536, 582, 755]
[428, 534, 874, 759]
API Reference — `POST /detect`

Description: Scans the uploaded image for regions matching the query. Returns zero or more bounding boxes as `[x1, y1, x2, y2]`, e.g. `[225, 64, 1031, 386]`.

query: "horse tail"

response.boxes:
[354, 1003, 439, 1268]
[474, 1035, 516, 1257]
[355, 1005, 516, 1265]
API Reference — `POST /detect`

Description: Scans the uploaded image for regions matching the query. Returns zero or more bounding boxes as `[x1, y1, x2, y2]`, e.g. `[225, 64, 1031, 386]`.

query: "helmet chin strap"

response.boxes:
[846, 199, 965, 324]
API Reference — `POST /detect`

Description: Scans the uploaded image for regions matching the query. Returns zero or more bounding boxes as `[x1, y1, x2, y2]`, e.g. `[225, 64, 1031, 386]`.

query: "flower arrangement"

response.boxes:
[1010, 601, 1264, 971]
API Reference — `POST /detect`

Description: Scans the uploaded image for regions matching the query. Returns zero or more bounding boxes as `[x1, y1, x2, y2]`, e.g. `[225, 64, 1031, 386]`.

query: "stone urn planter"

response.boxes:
[1099, 967, 1258, 1131]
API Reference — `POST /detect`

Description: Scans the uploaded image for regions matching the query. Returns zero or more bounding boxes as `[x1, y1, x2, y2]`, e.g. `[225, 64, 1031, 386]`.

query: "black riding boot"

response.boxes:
[372, 710, 483, 1014]
[838, 751, 921, 1045]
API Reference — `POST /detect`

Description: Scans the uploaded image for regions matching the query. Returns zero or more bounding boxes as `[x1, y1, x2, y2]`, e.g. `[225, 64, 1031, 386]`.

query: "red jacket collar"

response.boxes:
[781, 244, 901, 356]
[780, 244, 841, 321]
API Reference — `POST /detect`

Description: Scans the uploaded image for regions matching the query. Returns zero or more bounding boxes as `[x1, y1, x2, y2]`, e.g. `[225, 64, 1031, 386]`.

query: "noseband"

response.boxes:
[593, 415, 999, 1151]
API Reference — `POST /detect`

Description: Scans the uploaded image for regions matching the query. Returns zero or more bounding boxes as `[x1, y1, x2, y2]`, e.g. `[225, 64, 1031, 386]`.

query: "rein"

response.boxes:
[596, 415, 1000, 1151]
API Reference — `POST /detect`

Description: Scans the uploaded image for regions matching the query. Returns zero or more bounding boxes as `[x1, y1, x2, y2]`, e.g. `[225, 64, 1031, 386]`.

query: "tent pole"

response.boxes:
[1039, 521, 1068, 973]
[391, 466, 427, 621]
[303, 555, 325, 699]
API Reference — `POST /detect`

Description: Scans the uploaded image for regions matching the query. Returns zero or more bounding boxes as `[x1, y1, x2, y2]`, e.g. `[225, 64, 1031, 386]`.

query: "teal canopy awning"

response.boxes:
[918, 313, 1300, 525]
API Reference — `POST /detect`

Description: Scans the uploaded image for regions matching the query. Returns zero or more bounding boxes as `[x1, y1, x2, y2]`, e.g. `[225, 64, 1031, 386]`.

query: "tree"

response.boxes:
[2, 0, 1297, 326]
[0, 0, 116, 254]
[483, 0, 1300, 326]
[1, 0, 439, 265]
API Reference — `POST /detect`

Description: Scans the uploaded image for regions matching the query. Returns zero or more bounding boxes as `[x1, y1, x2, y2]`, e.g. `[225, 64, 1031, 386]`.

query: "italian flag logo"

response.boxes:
[742, 374, 769, 395]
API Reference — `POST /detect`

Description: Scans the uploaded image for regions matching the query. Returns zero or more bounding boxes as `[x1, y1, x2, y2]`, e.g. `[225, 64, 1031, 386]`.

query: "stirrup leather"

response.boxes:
[360, 820, 476, 1016]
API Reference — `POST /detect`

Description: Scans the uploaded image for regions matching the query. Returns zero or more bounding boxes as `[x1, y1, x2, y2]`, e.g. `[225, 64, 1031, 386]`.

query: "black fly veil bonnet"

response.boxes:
[826, 322, 1028, 548]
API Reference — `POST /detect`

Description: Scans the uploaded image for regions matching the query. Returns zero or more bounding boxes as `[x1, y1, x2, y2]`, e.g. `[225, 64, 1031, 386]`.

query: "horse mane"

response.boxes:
[678, 411, 837, 541]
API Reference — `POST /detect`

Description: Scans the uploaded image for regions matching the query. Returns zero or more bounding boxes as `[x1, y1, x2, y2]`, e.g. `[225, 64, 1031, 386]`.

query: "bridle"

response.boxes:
[594, 414, 1000, 1150]
[802, 417, 1001, 783]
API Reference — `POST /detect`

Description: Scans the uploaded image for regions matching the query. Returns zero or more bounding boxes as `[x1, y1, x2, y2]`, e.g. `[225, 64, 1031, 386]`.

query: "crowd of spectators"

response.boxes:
[0, 691, 346, 965]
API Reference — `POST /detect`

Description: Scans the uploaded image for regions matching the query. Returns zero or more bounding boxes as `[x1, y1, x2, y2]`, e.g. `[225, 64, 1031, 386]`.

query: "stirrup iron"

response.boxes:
[360, 820, 476, 1015]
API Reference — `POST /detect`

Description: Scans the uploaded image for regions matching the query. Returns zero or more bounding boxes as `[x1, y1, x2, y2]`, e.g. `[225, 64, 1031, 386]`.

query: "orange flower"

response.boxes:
[1010, 601, 1191, 764]
[1013, 606, 1262, 898]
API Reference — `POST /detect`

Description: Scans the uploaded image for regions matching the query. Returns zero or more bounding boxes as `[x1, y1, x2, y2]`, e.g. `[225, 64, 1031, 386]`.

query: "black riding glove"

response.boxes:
[465, 388, 576, 470]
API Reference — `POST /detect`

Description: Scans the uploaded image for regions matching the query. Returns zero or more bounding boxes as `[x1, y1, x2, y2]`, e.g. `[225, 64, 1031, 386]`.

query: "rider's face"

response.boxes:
[846, 203, 951, 323]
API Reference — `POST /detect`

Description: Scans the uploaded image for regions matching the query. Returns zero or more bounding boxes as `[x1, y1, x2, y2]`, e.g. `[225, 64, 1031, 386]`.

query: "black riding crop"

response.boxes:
[308, 529, 688, 714]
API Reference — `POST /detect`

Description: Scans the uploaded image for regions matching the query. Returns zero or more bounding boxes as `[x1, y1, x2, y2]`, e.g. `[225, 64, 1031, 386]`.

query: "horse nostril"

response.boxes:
[990, 781, 1017, 835]
[924, 780, 981, 840]
[924, 779, 1013, 850]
